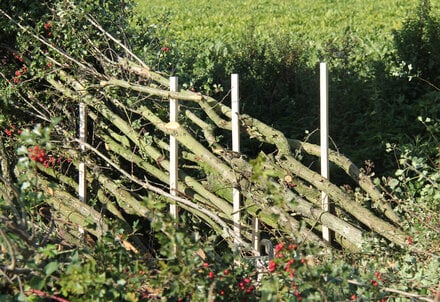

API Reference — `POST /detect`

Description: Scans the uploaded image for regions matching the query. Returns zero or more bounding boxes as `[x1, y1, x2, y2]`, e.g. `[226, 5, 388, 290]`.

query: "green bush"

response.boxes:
[1, 0, 439, 301]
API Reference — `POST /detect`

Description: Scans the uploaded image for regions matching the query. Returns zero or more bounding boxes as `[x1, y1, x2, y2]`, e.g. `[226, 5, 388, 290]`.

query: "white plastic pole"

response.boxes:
[320, 62, 330, 242]
[170, 77, 179, 220]
[231, 74, 241, 244]
[79, 103, 87, 203]
[252, 217, 260, 256]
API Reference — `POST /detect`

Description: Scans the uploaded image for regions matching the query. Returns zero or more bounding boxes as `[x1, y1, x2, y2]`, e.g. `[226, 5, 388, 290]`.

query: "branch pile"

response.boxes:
[0, 8, 409, 254]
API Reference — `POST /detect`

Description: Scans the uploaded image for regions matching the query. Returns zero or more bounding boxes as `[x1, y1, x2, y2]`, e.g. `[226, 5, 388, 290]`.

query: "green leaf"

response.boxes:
[17, 293, 28, 302]
[29, 276, 45, 290]
[395, 169, 404, 176]
[117, 279, 127, 286]
[388, 178, 399, 189]
[44, 261, 59, 276]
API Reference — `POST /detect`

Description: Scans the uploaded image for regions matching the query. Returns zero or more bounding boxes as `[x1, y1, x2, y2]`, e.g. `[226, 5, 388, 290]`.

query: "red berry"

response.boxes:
[13, 53, 24, 62]
[275, 242, 284, 255]
[246, 285, 254, 294]
[288, 244, 298, 250]
[269, 260, 276, 273]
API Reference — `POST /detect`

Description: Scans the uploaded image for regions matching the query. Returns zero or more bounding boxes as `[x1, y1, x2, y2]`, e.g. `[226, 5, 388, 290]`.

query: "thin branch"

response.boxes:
[85, 13, 148, 69]
[0, 8, 93, 72]
[0, 228, 16, 271]
[100, 77, 203, 101]
[348, 279, 435, 302]
[415, 76, 440, 91]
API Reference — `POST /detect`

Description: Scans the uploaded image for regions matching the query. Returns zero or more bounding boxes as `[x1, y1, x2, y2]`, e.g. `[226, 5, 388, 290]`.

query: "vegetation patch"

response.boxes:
[0, 0, 439, 301]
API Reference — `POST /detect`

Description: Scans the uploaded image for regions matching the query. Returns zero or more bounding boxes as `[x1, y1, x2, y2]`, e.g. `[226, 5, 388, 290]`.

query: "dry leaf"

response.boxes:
[121, 239, 139, 253]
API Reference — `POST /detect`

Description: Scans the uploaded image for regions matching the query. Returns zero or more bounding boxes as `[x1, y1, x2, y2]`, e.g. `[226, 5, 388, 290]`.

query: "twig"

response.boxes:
[348, 279, 435, 302]
[434, 282, 439, 302]
[27, 289, 70, 302]
[0, 228, 16, 271]
[84, 13, 148, 69]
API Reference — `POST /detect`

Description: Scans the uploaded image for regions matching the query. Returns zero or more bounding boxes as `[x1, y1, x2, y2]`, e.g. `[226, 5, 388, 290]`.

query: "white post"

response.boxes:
[320, 62, 330, 242]
[231, 74, 242, 244]
[170, 77, 179, 220]
[79, 103, 87, 203]
[252, 217, 260, 256]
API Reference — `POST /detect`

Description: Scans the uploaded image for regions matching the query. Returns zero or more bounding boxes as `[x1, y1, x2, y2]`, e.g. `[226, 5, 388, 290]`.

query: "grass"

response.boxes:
[134, 0, 438, 59]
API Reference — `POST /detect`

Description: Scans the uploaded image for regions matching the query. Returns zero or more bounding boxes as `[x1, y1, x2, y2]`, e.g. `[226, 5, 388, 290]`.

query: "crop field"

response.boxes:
[133, 0, 440, 174]
[135, 0, 438, 61]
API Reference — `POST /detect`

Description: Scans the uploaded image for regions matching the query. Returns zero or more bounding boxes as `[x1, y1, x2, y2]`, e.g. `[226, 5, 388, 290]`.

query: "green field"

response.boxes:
[135, 0, 438, 61]
[132, 0, 440, 173]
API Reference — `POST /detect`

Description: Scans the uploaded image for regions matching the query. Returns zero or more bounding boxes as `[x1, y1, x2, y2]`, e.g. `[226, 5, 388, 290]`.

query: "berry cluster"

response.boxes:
[4, 124, 22, 137]
[268, 242, 303, 301]
[351, 271, 388, 301]
[198, 261, 257, 301]
[44, 21, 53, 37]
[28, 145, 48, 165]
[27, 144, 71, 169]
[8, 21, 55, 85]
[3, 125, 71, 169]
[10, 53, 27, 84]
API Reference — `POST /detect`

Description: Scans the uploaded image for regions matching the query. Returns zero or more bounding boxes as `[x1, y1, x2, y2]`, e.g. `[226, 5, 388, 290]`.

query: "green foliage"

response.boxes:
[393, 0, 440, 89]
[366, 117, 440, 297]
[383, 117, 439, 245]
[135, 0, 440, 176]
[1, 0, 439, 301]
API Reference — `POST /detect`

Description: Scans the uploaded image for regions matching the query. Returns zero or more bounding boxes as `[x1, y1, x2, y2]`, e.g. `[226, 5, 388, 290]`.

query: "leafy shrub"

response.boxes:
[393, 0, 440, 91]
[1, 0, 439, 301]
